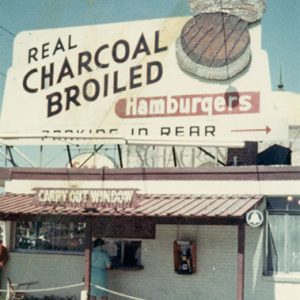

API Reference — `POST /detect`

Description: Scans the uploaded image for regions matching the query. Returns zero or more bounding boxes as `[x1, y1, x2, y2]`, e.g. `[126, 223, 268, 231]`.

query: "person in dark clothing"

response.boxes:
[0, 239, 9, 286]
[0, 240, 9, 269]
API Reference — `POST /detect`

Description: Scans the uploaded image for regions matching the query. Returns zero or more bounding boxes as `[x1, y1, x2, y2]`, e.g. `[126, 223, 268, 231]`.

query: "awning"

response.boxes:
[0, 193, 263, 220]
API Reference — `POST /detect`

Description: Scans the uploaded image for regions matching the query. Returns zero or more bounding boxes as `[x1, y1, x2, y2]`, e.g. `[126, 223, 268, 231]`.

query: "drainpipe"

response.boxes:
[237, 223, 245, 300]
[82, 220, 92, 300]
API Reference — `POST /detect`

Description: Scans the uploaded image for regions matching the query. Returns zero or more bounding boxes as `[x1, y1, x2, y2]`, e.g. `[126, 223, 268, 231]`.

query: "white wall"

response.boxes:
[5, 178, 300, 195]
[2, 224, 300, 300]
[1, 253, 85, 299]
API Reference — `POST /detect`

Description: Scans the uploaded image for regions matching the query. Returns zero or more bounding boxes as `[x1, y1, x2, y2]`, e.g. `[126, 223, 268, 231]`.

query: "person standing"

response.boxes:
[0, 240, 9, 286]
[90, 238, 111, 300]
[0, 240, 8, 268]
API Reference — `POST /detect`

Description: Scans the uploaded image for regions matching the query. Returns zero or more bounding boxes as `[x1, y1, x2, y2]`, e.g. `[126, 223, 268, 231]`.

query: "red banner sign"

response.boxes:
[115, 92, 260, 118]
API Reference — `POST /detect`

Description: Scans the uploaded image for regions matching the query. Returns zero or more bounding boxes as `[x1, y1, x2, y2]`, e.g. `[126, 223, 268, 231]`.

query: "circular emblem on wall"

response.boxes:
[66, 153, 117, 168]
[246, 210, 264, 227]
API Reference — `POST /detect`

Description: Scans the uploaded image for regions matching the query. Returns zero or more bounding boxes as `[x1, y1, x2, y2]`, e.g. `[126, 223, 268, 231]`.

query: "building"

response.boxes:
[0, 2, 299, 299]
[0, 164, 299, 300]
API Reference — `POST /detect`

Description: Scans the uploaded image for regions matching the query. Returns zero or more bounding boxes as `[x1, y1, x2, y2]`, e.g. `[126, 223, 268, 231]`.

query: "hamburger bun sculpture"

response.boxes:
[176, 0, 266, 80]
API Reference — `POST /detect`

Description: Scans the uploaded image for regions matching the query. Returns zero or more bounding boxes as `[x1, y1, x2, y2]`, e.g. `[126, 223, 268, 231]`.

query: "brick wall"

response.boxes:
[227, 142, 258, 166]
[109, 224, 300, 300]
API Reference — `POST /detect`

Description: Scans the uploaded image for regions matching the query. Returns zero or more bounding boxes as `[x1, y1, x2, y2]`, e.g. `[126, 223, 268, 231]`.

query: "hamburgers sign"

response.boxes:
[0, 1, 287, 145]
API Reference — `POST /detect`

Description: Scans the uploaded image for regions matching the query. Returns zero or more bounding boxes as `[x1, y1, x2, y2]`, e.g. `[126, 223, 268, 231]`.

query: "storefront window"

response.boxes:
[15, 221, 85, 252]
[265, 196, 300, 274]
[103, 239, 142, 269]
[0, 222, 3, 241]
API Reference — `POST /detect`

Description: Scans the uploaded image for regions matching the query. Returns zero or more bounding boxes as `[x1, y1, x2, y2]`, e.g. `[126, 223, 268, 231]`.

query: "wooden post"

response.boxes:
[237, 223, 245, 300]
[84, 221, 92, 298]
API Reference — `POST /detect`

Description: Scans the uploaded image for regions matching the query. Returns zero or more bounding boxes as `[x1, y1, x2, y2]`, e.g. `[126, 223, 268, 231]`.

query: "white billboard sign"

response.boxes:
[0, 17, 288, 145]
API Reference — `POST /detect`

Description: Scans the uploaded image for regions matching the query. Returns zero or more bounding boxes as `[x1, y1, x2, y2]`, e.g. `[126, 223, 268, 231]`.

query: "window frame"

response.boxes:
[11, 222, 144, 270]
[103, 238, 143, 270]
[264, 196, 300, 276]
[13, 220, 86, 254]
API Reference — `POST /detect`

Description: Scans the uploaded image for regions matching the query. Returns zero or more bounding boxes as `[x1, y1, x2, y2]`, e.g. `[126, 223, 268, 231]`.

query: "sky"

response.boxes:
[0, 0, 299, 99]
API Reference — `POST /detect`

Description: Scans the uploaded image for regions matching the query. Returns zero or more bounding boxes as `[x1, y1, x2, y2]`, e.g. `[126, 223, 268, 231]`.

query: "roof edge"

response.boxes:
[0, 166, 299, 181]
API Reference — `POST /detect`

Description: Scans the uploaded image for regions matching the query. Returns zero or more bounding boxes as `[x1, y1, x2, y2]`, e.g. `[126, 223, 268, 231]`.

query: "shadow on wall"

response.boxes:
[245, 226, 275, 300]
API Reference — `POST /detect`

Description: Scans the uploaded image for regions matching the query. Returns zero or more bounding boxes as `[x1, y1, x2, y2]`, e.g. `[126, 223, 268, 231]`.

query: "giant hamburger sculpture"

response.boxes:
[176, 0, 266, 80]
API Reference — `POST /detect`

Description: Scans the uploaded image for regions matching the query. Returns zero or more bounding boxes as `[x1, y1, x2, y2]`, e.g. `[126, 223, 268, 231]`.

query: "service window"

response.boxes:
[103, 239, 142, 269]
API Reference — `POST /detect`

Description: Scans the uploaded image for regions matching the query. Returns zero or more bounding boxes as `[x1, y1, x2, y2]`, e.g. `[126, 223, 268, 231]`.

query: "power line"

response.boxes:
[0, 25, 16, 37]
[0, 25, 12, 79]
[0, 25, 15, 37]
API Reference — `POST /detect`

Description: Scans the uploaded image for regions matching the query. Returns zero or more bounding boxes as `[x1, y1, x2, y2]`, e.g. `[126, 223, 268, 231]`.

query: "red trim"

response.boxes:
[84, 222, 92, 296]
[1, 166, 300, 181]
[0, 193, 263, 219]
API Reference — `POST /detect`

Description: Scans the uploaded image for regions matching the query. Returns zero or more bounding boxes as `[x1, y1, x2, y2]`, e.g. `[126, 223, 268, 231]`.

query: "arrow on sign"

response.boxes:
[231, 126, 271, 134]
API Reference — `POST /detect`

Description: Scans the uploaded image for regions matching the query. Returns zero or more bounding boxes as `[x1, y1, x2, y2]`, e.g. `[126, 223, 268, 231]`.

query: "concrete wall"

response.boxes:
[2, 224, 300, 300]
[1, 252, 85, 299]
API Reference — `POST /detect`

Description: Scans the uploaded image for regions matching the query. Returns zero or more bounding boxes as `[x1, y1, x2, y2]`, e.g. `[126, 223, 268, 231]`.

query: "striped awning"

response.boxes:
[0, 193, 263, 219]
